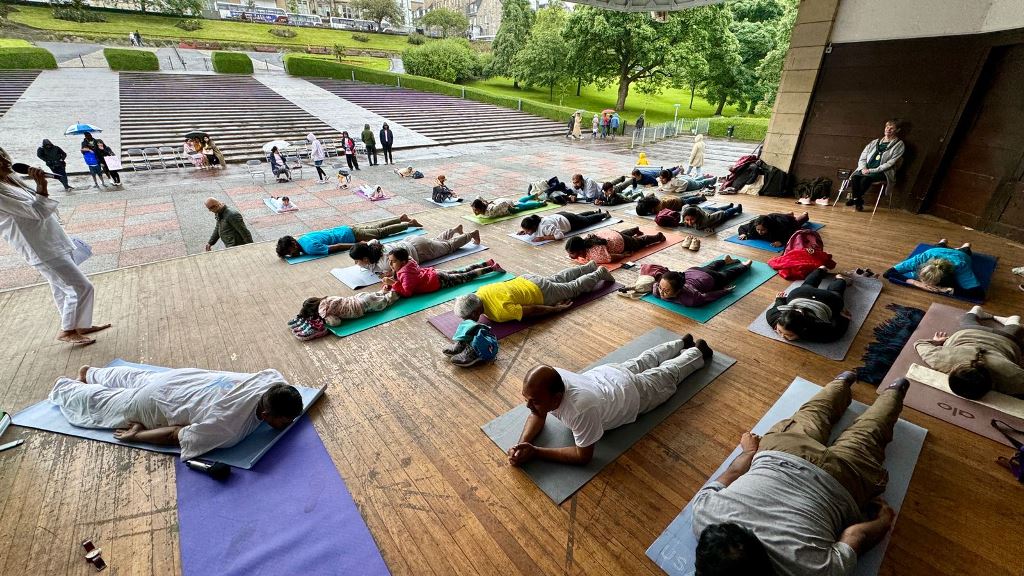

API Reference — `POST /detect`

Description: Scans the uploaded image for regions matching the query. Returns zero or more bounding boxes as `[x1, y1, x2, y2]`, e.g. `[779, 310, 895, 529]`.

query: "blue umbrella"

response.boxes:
[65, 123, 103, 136]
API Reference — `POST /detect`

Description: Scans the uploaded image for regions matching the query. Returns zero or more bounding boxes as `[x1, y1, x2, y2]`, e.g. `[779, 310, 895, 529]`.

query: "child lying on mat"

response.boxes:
[883, 238, 983, 299]
[564, 227, 665, 264]
[681, 203, 743, 232]
[737, 212, 809, 247]
[635, 192, 709, 216]
[507, 335, 713, 466]
[49, 365, 303, 460]
[270, 196, 297, 212]
[381, 247, 503, 297]
[914, 306, 1024, 400]
[471, 196, 546, 219]
[621, 257, 752, 307]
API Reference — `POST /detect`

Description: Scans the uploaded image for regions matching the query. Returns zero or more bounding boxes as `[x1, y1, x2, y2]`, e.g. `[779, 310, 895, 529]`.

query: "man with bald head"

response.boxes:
[508, 335, 713, 466]
[204, 198, 252, 252]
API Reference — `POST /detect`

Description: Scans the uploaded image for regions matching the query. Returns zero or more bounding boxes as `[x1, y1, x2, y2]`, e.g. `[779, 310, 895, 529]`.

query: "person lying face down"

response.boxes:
[49, 364, 305, 460]
[766, 266, 852, 343]
[508, 336, 712, 466]
[643, 256, 752, 307]
[276, 215, 420, 258]
[737, 212, 809, 247]
[381, 247, 502, 297]
[635, 192, 708, 216]
[882, 238, 983, 300]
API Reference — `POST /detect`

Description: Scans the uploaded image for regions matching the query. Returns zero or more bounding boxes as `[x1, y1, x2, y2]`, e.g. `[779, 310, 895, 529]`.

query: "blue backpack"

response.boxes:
[469, 326, 498, 361]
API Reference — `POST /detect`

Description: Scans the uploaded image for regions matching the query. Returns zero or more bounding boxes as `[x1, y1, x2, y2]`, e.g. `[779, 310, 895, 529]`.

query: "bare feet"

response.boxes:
[407, 219, 422, 227]
[722, 255, 736, 264]
[454, 224, 464, 234]
[959, 242, 971, 250]
[78, 365, 91, 382]
[57, 331, 95, 346]
[742, 259, 753, 267]
[470, 230, 481, 244]
[78, 324, 111, 335]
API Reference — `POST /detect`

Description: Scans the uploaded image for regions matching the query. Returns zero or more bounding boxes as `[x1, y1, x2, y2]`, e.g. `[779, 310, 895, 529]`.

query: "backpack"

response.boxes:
[759, 165, 789, 197]
[412, 170, 424, 179]
[469, 325, 499, 362]
[654, 208, 681, 227]
[767, 229, 836, 280]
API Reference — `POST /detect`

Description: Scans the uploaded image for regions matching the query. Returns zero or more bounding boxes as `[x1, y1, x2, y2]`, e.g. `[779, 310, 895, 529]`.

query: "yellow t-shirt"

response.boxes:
[477, 277, 543, 322]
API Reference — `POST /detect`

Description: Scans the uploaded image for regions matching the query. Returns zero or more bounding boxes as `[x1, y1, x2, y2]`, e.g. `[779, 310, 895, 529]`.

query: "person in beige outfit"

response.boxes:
[687, 134, 706, 177]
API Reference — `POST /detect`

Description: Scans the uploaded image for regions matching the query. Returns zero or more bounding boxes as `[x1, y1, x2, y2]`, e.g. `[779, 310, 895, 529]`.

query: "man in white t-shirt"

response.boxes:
[508, 335, 712, 466]
[49, 364, 305, 460]
[516, 209, 610, 242]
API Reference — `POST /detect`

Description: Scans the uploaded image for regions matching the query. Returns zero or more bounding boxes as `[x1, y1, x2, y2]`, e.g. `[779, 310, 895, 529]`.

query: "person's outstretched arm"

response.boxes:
[520, 302, 572, 318]
[713, 432, 760, 486]
[326, 243, 355, 253]
[114, 423, 182, 446]
[839, 500, 895, 555]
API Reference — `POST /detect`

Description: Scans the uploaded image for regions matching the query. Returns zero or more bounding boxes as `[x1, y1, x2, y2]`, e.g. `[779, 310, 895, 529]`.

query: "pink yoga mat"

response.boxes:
[879, 302, 1024, 447]
[427, 280, 623, 339]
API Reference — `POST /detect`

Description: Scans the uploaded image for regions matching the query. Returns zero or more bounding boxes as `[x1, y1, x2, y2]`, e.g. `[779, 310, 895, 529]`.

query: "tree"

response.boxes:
[351, 0, 404, 31]
[402, 38, 479, 83]
[419, 8, 469, 38]
[731, 19, 775, 112]
[756, 0, 797, 112]
[286, 0, 299, 13]
[513, 3, 570, 101]
[562, 8, 606, 97]
[489, 0, 533, 89]
[694, 5, 743, 116]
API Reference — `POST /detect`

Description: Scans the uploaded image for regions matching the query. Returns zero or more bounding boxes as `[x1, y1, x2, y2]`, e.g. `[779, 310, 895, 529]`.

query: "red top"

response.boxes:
[390, 260, 439, 296]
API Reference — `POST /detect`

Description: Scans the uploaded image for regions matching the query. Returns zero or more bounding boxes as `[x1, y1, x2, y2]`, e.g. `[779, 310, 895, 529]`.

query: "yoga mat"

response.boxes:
[461, 203, 556, 225]
[879, 302, 1024, 447]
[356, 185, 391, 201]
[13, 359, 324, 469]
[285, 228, 425, 264]
[427, 280, 623, 340]
[426, 197, 465, 208]
[264, 197, 298, 213]
[328, 271, 514, 337]
[747, 275, 883, 360]
[508, 218, 623, 246]
[176, 417, 390, 576]
[641, 259, 776, 324]
[483, 327, 736, 504]
[886, 243, 998, 304]
[907, 363, 1024, 420]
[724, 222, 825, 253]
[646, 377, 927, 576]
[331, 243, 490, 289]
[635, 207, 756, 237]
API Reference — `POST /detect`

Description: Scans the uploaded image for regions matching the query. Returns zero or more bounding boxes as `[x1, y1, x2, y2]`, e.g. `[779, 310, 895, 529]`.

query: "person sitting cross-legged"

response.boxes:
[693, 372, 910, 576]
[507, 336, 713, 466]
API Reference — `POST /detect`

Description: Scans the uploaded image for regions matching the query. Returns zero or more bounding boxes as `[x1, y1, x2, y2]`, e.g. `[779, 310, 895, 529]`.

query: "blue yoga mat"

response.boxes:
[641, 259, 776, 323]
[724, 222, 825, 253]
[285, 228, 426, 264]
[12, 359, 324, 469]
[646, 377, 927, 576]
[887, 243, 998, 304]
[176, 417, 390, 576]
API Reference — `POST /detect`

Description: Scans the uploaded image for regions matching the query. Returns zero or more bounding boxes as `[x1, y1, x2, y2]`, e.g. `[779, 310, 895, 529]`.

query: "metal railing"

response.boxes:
[630, 117, 710, 149]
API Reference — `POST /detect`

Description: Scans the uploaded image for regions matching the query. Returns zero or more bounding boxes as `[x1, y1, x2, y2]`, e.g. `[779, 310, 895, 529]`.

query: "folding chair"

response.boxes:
[832, 158, 902, 215]
[124, 148, 150, 171]
[158, 146, 185, 168]
[143, 147, 166, 169]
[285, 152, 304, 179]
[246, 159, 267, 184]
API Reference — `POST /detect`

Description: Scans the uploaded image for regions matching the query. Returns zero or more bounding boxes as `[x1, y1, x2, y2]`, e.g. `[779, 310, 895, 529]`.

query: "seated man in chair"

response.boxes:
[507, 335, 712, 466]
[692, 372, 910, 575]
[50, 364, 304, 460]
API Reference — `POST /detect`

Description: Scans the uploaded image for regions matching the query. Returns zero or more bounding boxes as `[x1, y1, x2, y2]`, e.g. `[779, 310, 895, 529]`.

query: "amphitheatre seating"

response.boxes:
[0, 71, 40, 119]
[309, 79, 567, 146]
[118, 73, 344, 165]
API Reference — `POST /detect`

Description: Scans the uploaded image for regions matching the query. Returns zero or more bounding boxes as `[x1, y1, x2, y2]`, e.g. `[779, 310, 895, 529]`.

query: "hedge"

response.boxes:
[211, 51, 252, 74]
[103, 48, 158, 71]
[284, 55, 590, 127]
[707, 116, 768, 142]
[0, 47, 57, 69]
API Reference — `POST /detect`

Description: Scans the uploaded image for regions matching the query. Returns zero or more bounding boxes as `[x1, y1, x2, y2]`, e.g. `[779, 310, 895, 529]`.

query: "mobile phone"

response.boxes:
[622, 261, 636, 269]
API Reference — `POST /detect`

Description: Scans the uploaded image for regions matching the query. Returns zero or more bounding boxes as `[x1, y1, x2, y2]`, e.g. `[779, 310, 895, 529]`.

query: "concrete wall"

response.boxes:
[831, 0, 1024, 43]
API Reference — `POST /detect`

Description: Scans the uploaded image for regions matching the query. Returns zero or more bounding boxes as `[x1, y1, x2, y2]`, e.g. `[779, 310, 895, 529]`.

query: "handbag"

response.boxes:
[71, 237, 93, 265]
[991, 420, 1024, 483]
[104, 156, 123, 171]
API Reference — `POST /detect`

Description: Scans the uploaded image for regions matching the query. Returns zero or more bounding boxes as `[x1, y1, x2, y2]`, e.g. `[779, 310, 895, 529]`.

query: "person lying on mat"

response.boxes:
[49, 364, 304, 460]
[655, 169, 717, 195]
[381, 248, 503, 297]
[915, 306, 1024, 400]
[593, 181, 632, 207]
[565, 228, 666, 264]
[276, 215, 421, 258]
[508, 336, 713, 466]
[518, 210, 611, 242]
[692, 372, 910, 576]
[453, 261, 614, 323]
[292, 291, 399, 337]
[681, 204, 742, 232]
[570, 174, 601, 203]
[608, 167, 662, 197]
[349, 225, 481, 277]
[737, 212, 809, 247]
[635, 192, 709, 216]
[643, 256, 754, 307]
[883, 238, 983, 299]
[766, 266, 851, 343]
[470, 196, 547, 219]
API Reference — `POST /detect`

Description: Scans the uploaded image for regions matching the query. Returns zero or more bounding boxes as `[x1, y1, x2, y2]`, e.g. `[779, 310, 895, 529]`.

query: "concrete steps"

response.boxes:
[0, 71, 40, 119]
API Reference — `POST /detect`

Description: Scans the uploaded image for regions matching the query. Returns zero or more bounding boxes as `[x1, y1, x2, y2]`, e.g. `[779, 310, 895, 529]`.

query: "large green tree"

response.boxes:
[489, 0, 533, 89]
[350, 0, 404, 31]
[756, 0, 798, 111]
[690, 5, 743, 116]
[513, 2, 570, 101]
[419, 8, 469, 38]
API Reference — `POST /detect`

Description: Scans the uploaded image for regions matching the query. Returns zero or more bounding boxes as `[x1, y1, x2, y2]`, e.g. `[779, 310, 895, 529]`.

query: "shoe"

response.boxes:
[814, 198, 829, 206]
[451, 346, 484, 367]
[695, 339, 713, 361]
[490, 262, 504, 273]
[836, 371, 857, 384]
[681, 333, 694, 349]
[886, 377, 910, 394]
[680, 236, 693, 249]
[736, 204, 742, 213]
[287, 315, 306, 328]
[845, 198, 856, 206]
[443, 341, 467, 356]
[797, 197, 812, 205]
[689, 238, 701, 252]
[1012, 266, 1024, 276]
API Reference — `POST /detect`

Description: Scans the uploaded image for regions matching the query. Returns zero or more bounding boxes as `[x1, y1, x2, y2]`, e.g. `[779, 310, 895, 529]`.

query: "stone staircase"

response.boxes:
[118, 73, 344, 163]
[0, 71, 40, 119]
[309, 79, 567, 146]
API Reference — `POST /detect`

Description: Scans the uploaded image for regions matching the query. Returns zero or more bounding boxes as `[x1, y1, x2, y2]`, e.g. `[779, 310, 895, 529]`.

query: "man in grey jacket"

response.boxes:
[204, 198, 253, 251]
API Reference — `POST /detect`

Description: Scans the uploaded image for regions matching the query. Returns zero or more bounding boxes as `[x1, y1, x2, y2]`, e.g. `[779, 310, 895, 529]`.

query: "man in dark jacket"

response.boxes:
[203, 198, 253, 251]
[360, 124, 377, 166]
[37, 139, 72, 191]
[379, 123, 394, 165]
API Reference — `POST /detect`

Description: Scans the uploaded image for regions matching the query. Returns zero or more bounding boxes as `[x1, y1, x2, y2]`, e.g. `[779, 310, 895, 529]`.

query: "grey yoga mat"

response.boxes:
[747, 275, 883, 361]
[482, 327, 736, 504]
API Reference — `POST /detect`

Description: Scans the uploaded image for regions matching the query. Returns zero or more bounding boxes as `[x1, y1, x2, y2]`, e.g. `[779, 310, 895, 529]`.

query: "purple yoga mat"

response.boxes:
[427, 280, 623, 339]
[175, 417, 390, 576]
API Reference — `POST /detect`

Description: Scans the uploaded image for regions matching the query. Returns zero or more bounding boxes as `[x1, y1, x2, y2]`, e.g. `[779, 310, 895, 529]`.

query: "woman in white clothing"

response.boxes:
[307, 133, 327, 182]
[0, 147, 110, 345]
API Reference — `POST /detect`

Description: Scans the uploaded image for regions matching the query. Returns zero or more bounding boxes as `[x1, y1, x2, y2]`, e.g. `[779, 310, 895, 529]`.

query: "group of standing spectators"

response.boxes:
[36, 133, 122, 191]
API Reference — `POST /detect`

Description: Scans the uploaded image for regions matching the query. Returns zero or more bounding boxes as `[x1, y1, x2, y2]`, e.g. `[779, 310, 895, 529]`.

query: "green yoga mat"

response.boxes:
[641, 259, 776, 323]
[328, 271, 514, 337]
[461, 203, 556, 225]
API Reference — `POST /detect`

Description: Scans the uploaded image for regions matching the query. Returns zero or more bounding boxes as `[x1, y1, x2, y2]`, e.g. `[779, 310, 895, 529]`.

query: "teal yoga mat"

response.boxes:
[641, 259, 776, 323]
[327, 271, 514, 337]
[461, 203, 556, 225]
[285, 228, 425, 264]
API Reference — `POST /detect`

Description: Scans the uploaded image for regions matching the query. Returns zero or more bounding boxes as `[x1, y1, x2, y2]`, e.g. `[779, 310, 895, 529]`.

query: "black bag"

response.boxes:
[759, 164, 789, 197]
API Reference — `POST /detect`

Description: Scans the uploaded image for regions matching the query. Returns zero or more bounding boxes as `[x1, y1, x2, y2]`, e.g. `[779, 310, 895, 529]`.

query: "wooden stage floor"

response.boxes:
[0, 194, 1022, 575]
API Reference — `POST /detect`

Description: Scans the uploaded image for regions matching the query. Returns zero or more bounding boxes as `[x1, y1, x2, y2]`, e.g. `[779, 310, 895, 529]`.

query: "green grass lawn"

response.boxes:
[465, 77, 752, 125]
[0, 38, 34, 47]
[7, 5, 416, 52]
[305, 54, 392, 71]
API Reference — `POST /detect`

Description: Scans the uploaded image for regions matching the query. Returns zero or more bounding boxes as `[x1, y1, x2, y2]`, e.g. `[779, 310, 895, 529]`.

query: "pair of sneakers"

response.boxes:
[681, 236, 701, 251]
[443, 340, 484, 367]
[288, 316, 328, 341]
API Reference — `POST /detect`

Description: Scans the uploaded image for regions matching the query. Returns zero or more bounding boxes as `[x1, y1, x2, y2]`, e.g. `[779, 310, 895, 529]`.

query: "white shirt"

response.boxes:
[536, 214, 572, 240]
[308, 137, 326, 161]
[572, 178, 601, 201]
[0, 177, 74, 265]
[550, 365, 640, 447]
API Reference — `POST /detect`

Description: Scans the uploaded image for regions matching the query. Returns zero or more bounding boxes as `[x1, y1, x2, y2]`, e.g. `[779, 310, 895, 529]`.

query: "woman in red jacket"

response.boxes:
[382, 247, 503, 297]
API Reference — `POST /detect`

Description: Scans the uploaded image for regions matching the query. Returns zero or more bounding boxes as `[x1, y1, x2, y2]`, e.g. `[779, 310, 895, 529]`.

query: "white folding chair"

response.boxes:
[246, 159, 267, 184]
[125, 148, 150, 171]
[158, 146, 185, 168]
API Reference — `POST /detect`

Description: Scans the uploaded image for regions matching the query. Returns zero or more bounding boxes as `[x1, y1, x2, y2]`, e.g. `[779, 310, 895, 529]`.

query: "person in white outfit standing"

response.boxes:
[0, 147, 110, 345]
[687, 133, 706, 177]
